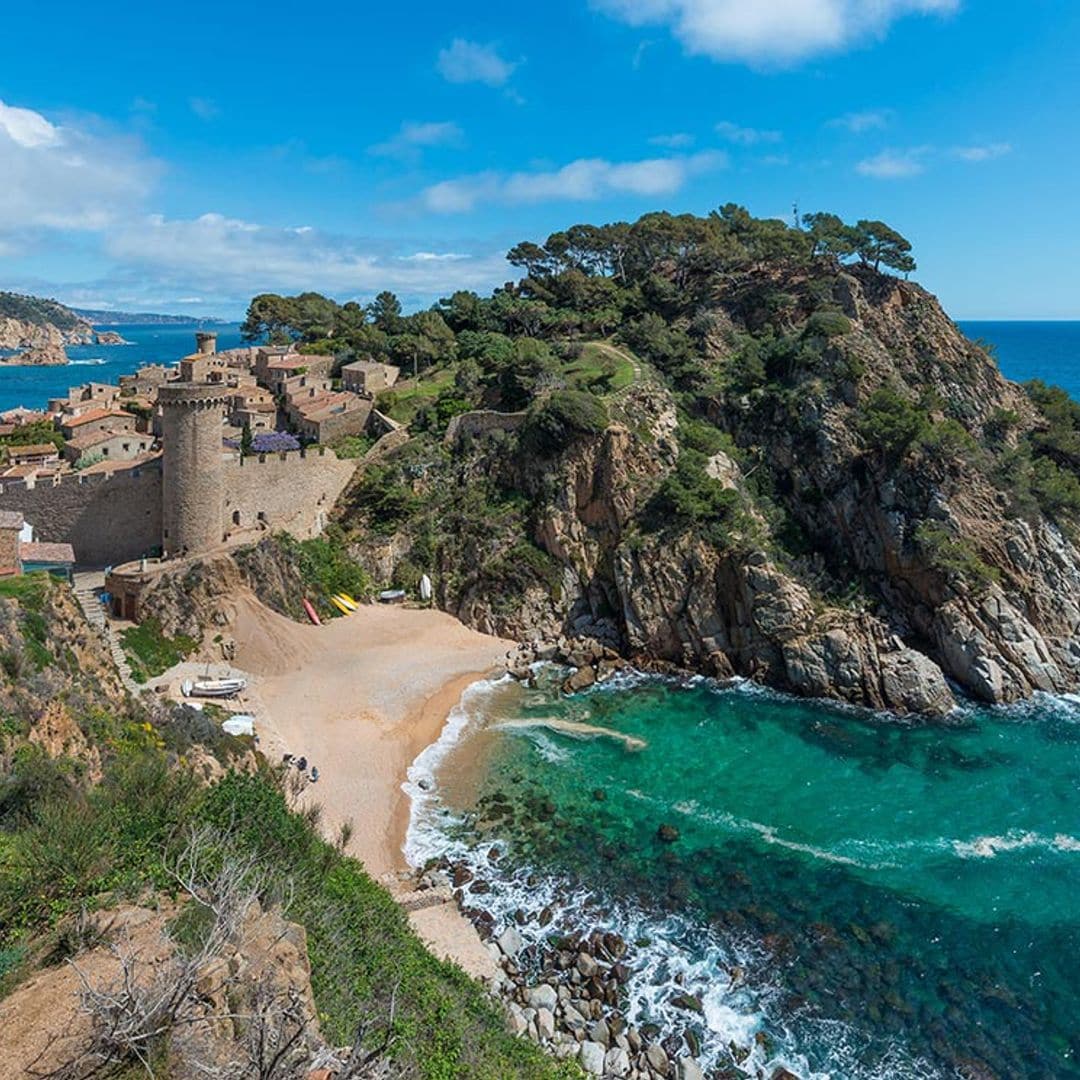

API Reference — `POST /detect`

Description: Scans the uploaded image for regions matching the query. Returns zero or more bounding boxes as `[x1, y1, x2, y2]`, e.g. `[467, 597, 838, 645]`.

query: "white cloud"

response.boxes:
[855, 147, 927, 179]
[189, 97, 220, 121]
[830, 109, 891, 133]
[952, 142, 1011, 162]
[103, 212, 511, 301]
[0, 98, 158, 232]
[592, 0, 958, 65]
[437, 39, 517, 86]
[0, 100, 60, 148]
[370, 121, 464, 159]
[421, 151, 725, 213]
[715, 120, 782, 144]
[649, 132, 695, 148]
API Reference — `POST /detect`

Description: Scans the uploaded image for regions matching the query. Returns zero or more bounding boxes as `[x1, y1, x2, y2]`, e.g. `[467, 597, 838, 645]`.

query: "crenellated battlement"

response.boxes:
[0, 459, 161, 495]
[225, 446, 339, 468]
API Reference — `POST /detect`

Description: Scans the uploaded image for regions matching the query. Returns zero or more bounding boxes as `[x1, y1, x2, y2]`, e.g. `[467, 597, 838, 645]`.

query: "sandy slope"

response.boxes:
[159, 593, 511, 978]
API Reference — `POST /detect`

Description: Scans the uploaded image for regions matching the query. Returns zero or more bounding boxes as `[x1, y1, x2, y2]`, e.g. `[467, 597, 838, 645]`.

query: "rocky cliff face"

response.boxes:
[350, 264, 1080, 716]
[0, 315, 92, 364]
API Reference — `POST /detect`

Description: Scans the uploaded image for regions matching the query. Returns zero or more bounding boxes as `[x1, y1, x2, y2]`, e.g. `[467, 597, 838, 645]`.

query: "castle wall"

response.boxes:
[222, 448, 356, 540]
[0, 465, 163, 567]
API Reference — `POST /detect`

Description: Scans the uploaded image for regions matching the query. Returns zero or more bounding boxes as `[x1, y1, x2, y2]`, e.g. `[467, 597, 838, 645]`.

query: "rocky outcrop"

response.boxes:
[94, 329, 130, 345]
[614, 540, 955, 714]
[0, 310, 93, 364]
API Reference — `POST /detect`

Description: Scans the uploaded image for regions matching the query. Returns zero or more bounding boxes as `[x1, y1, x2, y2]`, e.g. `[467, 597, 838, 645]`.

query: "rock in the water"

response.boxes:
[605, 1045, 631, 1075]
[657, 823, 680, 843]
[497, 926, 524, 958]
[576, 951, 600, 978]
[563, 665, 598, 693]
[645, 1042, 671, 1076]
[677, 1058, 705, 1080]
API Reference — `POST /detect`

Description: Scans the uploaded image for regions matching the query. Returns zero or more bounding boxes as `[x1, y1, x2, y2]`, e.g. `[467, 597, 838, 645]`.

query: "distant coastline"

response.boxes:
[71, 308, 229, 327]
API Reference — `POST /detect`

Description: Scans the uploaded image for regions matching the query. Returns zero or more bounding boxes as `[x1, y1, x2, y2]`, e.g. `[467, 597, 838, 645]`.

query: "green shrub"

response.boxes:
[646, 449, 745, 549]
[0, 745, 76, 826]
[281, 531, 372, 610]
[913, 521, 1000, 592]
[120, 618, 198, 683]
[330, 433, 373, 459]
[857, 386, 931, 460]
[804, 309, 852, 338]
[522, 389, 608, 456]
[677, 415, 730, 456]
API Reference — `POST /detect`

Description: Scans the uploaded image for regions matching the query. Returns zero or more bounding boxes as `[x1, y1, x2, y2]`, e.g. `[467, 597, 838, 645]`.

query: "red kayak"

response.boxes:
[302, 598, 321, 625]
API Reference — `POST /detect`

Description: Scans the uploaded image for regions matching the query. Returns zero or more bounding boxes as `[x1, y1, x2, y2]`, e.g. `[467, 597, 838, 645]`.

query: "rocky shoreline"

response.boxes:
[409, 857, 800, 1080]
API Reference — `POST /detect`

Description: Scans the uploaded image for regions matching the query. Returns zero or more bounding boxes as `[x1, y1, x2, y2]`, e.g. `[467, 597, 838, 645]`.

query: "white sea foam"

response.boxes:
[68, 357, 106, 365]
[401, 674, 510, 868]
[953, 829, 1080, 859]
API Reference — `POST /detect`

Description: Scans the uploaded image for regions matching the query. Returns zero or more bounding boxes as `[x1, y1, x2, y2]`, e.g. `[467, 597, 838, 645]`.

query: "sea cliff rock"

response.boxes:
[340, 263, 1080, 714]
[94, 329, 130, 345]
[0, 309, 92, 363]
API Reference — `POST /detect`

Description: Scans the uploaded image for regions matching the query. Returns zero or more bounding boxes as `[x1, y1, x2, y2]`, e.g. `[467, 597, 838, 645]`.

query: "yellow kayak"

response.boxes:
[330, 596, 352, 616]
[337, 593, 358, 610]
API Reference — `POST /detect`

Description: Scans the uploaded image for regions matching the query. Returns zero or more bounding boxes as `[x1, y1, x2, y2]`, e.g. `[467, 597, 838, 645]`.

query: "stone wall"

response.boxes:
[222, 448, 356, 540]
[0, 464, 163, 567]
[444, 409, 528, 446]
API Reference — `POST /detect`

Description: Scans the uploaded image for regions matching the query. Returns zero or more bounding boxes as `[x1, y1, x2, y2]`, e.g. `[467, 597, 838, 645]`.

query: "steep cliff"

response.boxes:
[339, 262, 1080, 715]
[0, 290, 94, 364]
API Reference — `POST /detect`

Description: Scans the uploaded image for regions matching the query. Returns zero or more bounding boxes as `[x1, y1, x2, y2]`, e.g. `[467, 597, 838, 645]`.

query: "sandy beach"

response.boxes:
[158, 591, 513, 978]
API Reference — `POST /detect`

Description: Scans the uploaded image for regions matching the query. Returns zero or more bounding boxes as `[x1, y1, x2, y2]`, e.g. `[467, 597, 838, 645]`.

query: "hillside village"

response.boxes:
[0, 331, 402, 580]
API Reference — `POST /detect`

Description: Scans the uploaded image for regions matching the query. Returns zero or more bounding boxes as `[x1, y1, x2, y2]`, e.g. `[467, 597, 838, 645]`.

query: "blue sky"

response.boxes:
[0, 0, 1077, 319]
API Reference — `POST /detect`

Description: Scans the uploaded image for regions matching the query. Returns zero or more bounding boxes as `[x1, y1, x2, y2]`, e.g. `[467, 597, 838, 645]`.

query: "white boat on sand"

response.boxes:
[182, 677, 247, 699]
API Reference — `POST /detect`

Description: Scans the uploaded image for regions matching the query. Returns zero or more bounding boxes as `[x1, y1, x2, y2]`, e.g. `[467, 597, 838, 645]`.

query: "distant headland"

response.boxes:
[0, 290, 226, 365]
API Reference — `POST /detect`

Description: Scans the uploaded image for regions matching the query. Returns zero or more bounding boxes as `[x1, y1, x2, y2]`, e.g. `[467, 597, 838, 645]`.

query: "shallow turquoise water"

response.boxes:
[408, 673, 1080, 1078]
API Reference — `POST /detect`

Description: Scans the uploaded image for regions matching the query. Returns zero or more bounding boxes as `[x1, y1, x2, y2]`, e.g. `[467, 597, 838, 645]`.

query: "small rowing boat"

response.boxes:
[182, 677, 247, 699]
[303, 598, 321, 625]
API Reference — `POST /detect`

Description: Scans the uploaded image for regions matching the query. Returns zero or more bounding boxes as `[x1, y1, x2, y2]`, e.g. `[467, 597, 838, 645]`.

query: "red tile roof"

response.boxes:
[20, 541, 75, 565]
[62, 408, 134, 429]
[6, 443, 59, 458]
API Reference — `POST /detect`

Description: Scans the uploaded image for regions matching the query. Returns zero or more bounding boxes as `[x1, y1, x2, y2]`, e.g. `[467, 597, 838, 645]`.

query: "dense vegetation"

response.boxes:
[240, 205, 1080, 704]
[120, 617, 198, 683]
[0, 290, 86, 332]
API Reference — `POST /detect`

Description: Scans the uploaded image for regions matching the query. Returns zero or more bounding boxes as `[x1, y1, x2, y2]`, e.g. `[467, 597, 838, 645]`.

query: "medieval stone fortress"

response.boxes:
[0, 332, 401, 577]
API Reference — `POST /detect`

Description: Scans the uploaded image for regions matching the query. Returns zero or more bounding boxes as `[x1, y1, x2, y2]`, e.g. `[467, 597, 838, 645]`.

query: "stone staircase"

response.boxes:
[72, 572, 139, 693]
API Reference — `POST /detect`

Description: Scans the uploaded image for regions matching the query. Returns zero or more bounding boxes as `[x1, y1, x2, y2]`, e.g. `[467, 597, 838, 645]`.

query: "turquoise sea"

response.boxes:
[407, 672, 1080, 1079]
[0, 323, 243, 415]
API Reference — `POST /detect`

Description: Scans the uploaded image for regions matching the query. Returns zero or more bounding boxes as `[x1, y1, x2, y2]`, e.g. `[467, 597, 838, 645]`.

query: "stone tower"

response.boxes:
[159, 383, 231, 556]
[195, 330, 218, 355]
